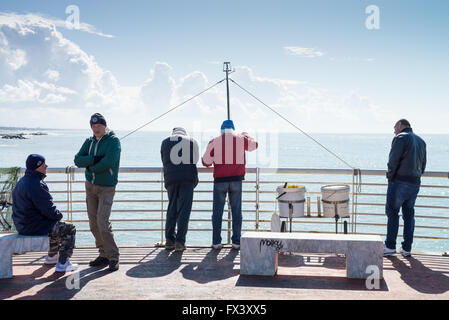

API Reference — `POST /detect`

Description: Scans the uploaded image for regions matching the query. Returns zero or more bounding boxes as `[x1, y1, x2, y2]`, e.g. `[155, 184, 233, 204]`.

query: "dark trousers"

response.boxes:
[165, 182, 195, 245]
[385, 180, 420, 252]
[48, 221, 76, 264]
[212, 181, 242, 246]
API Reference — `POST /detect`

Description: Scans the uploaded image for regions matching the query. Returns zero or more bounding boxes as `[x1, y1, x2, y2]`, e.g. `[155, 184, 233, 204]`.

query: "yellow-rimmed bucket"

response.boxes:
[276, 185, 306, 218]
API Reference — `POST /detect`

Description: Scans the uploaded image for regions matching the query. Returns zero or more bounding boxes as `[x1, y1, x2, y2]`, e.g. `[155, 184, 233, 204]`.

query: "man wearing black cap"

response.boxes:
[12, 154, 78, 272]
[74, 113, 121, 271]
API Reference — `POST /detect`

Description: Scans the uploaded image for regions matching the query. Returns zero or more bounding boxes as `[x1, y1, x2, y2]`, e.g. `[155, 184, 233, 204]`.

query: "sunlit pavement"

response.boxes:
[1, 245, 448, 300]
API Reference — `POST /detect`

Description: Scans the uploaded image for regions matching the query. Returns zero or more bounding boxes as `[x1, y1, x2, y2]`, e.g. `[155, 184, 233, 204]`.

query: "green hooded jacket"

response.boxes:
[74, 130, 121, 186]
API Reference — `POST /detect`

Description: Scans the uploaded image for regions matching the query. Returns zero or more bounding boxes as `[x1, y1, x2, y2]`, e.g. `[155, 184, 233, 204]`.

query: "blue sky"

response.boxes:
[0, 0, 448, 133]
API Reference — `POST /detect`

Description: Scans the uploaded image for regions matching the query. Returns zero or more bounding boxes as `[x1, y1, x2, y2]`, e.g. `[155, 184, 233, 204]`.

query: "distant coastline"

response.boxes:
[0, 127, 48, 140]
[0, 126, 52, 131]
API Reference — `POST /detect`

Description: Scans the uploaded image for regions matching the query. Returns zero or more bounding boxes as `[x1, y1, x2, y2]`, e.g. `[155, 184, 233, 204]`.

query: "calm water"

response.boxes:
[1, 128, 449, 170]
[1, 129, 448, 252]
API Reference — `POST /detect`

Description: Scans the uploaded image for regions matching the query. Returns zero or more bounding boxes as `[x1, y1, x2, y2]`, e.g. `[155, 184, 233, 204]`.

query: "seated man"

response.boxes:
[12, 154, 78, 272]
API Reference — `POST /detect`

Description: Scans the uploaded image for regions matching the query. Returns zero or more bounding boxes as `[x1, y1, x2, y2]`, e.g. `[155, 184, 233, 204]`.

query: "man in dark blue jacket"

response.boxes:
[161, 127, 199, 251]
[12, 154, 78, 272]
[384, 119, 426, 257]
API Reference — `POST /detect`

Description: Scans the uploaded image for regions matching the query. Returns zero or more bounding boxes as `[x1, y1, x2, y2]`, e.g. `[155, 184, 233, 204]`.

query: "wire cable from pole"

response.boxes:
[120, 78, 226, 140]
[229, 78, 355, 170]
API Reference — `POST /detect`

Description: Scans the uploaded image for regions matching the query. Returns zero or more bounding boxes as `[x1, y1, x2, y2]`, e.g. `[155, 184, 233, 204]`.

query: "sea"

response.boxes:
[1, 128, 448, 253]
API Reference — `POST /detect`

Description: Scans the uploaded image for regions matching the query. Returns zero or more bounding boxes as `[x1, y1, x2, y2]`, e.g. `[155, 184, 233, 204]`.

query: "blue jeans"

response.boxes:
[385, 180, 420, 252]
[212, 181, 242, 245]
[165, 182, 195, 245]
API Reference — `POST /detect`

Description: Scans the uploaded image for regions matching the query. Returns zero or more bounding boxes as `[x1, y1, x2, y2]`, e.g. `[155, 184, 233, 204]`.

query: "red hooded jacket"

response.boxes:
[202, 132, 258, 182]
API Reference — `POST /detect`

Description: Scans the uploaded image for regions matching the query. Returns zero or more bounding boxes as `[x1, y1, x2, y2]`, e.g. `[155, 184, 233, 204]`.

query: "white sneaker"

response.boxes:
[383, 246, 396, 256]
[231, 243, 240, 250]
[212, 244, 223, 250]
[44, 253, 59, 265]
[56, 258, 79, 272]
[400, 248, 411, 257]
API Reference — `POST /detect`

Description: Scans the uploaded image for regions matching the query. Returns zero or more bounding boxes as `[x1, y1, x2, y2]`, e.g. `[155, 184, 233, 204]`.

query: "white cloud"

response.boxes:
[329, 56, 375, 63]
[2, 48, 28, 70]
[0, 80, 40, 103]
[0, 80, 76, 104]
[284, 46, 325, 58]
[45, 69, 60, 81]
[0, 12, 114, 38]
[140, 62, 176, 111]
[0, 12, 391, 133]
[0, 12, 119, 109]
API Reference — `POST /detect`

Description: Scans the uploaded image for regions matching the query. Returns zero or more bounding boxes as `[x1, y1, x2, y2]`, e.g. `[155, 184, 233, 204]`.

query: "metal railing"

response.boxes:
[1, 167, 449, 251]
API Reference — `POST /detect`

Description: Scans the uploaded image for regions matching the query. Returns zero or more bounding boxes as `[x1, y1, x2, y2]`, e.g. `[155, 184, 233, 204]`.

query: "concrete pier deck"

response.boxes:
[0, 245, 448, 300]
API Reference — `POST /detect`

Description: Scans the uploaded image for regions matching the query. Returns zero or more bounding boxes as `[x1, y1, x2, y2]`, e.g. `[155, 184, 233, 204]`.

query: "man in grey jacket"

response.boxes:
[384, 119, 426, 257]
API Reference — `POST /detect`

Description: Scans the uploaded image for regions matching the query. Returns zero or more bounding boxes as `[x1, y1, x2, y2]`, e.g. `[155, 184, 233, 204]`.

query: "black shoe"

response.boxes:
[165, 239, 175, 250]
[109, 260, 119, 272]
[89, 256, 109, 267]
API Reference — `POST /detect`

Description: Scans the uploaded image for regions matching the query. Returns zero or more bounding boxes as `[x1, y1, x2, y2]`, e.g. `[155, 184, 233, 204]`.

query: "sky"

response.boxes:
[0, 0, 448, 133]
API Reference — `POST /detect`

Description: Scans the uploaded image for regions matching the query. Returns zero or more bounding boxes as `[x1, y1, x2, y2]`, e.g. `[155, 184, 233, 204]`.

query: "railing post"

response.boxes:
[161, 169, 164, 244]
[352, 171, 355, 234]
[65, 166, 74, 223]
[307, 197, 311, 217]
[317, 196, 321, 217]
[66, 168, 70, 223]
[227, 196, 231, 245]
[255, 167, 260, 231]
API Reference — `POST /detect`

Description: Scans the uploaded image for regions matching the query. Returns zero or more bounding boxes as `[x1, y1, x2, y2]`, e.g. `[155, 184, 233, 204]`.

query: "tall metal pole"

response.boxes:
[223, 62, 232, 120]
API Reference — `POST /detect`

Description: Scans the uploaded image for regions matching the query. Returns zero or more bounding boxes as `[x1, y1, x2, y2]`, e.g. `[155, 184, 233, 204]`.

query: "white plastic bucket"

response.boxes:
[276, 185, 306, 218]
[321, 185, 350, 218]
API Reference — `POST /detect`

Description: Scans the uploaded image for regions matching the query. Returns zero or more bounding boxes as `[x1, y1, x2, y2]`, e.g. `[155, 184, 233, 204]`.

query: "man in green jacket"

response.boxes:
[74, 113, 121, 271]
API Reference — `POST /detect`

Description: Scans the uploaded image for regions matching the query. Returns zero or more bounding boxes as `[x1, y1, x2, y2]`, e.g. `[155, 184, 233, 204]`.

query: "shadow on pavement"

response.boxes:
[126, 249, 184, 278]
[386, 255, 449, 294]
[1, 264, 111, 300]
[180, 248, 239, 284]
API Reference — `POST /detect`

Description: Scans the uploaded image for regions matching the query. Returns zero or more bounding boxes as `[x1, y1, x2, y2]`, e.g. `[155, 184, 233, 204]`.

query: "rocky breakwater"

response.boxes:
[1, 132, 47, 139]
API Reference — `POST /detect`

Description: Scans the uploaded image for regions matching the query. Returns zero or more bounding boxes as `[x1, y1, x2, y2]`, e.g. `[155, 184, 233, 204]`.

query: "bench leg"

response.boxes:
[240, 238, 278, 276]
[0, 249, 13, 279]
[346, 246, 383, 280]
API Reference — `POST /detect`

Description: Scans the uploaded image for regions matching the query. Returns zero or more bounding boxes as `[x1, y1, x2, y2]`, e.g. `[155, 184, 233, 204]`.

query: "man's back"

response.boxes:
[161, 132, 199, 187]
[12, 171, 62, 235]
[387, 127, 426, 184]
[202, 132, 258, 181]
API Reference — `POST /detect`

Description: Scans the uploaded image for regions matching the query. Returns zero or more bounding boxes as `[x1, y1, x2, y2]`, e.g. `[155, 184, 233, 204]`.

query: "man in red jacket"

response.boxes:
[202, 120, 258, 249]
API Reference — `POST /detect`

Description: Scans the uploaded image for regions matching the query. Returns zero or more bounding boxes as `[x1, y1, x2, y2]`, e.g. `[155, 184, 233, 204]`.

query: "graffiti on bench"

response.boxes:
[259, 239, 284, 253]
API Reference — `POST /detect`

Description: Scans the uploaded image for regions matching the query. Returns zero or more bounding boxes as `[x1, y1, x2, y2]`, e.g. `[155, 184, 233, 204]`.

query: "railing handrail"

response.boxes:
[2, 166, 448, 250]
[8, 166, 449, 178]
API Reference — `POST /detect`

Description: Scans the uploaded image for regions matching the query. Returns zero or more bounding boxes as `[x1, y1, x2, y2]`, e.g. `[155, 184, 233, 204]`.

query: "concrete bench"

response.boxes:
[240, 232, 383, 279]
[0, 233, 49, 279]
